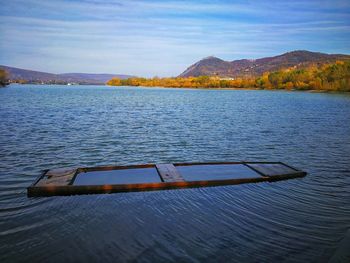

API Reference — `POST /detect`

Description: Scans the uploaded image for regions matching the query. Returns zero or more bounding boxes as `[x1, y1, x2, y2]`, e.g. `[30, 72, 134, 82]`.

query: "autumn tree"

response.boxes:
[106, 77, 121, 86]
[0, 69, 8, 87]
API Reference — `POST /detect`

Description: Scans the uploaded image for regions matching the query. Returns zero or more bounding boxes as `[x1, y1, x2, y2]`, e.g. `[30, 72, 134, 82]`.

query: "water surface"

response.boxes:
[0, 85, 350, 262]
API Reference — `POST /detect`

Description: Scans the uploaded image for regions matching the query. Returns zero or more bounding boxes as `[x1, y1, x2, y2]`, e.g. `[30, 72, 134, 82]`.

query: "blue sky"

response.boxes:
[0, 0, 350, 77]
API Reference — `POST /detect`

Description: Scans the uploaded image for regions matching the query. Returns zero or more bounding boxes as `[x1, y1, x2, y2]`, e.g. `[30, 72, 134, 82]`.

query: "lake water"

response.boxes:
[0, 85, 350, 262]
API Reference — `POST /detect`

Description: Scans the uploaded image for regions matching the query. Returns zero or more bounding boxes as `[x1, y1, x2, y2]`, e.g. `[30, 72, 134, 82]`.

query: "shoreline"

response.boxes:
[110, 85, 350, 93]
[7, 83, 350, 93]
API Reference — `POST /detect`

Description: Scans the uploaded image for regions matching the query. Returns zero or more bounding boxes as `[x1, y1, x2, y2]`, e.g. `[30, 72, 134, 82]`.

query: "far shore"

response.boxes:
[106, 60, 350, 93]
[5, 83, 350, 93]
[109, 85, 350, 93]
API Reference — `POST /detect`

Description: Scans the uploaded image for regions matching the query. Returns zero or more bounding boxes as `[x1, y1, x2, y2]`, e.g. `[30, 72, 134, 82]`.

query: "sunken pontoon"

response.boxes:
[27, 162, 307, 197]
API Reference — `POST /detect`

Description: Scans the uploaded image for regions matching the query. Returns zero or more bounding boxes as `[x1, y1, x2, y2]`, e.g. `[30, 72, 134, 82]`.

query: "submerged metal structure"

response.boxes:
[27, 162, 307, 197]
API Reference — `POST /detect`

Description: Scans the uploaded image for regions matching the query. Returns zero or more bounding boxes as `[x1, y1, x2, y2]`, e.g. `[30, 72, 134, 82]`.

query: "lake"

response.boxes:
[0, 84, 350, 262]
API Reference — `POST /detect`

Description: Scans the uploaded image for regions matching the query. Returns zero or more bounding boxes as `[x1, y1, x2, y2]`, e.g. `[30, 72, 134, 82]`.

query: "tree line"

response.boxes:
[107, 60, 350, 92]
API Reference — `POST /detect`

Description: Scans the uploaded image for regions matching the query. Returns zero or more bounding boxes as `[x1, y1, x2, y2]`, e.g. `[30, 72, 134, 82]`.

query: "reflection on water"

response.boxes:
[0, 85, 350, 262]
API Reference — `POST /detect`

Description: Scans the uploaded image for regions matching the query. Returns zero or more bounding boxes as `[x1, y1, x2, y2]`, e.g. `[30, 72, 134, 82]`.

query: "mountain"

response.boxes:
[59, 73, 133, 83]
[179, 50, 350, 78]
[0, 65, 134, 84]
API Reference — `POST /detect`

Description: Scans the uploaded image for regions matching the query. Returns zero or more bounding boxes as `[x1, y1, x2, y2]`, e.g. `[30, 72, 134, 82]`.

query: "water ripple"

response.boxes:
[0, 85, 350, 262]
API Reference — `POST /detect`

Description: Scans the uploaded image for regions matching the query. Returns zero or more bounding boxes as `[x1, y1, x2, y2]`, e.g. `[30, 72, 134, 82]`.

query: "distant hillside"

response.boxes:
[59, 73, 133, 83]
[179, 50, 350, 78]
[0, 65, 134, 84]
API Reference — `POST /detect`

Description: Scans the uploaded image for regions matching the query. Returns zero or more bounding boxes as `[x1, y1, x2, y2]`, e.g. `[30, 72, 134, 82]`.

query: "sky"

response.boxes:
[0, 0, 350, 77]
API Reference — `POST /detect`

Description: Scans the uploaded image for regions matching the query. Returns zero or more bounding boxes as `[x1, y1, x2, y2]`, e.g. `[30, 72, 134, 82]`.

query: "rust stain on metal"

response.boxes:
[27, 162, 307, 197]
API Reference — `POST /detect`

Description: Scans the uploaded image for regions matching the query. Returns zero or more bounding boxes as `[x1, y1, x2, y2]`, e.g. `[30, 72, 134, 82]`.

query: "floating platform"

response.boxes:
[27, 162, 307, 197]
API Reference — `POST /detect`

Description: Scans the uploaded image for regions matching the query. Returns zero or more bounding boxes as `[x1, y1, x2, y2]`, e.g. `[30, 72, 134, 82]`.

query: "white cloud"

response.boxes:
[1, 0, 350, 76]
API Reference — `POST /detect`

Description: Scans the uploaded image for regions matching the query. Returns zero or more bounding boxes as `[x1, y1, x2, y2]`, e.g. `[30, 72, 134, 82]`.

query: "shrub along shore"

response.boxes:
[107, 61, 350, 92]
[0, 69, 8, 87]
